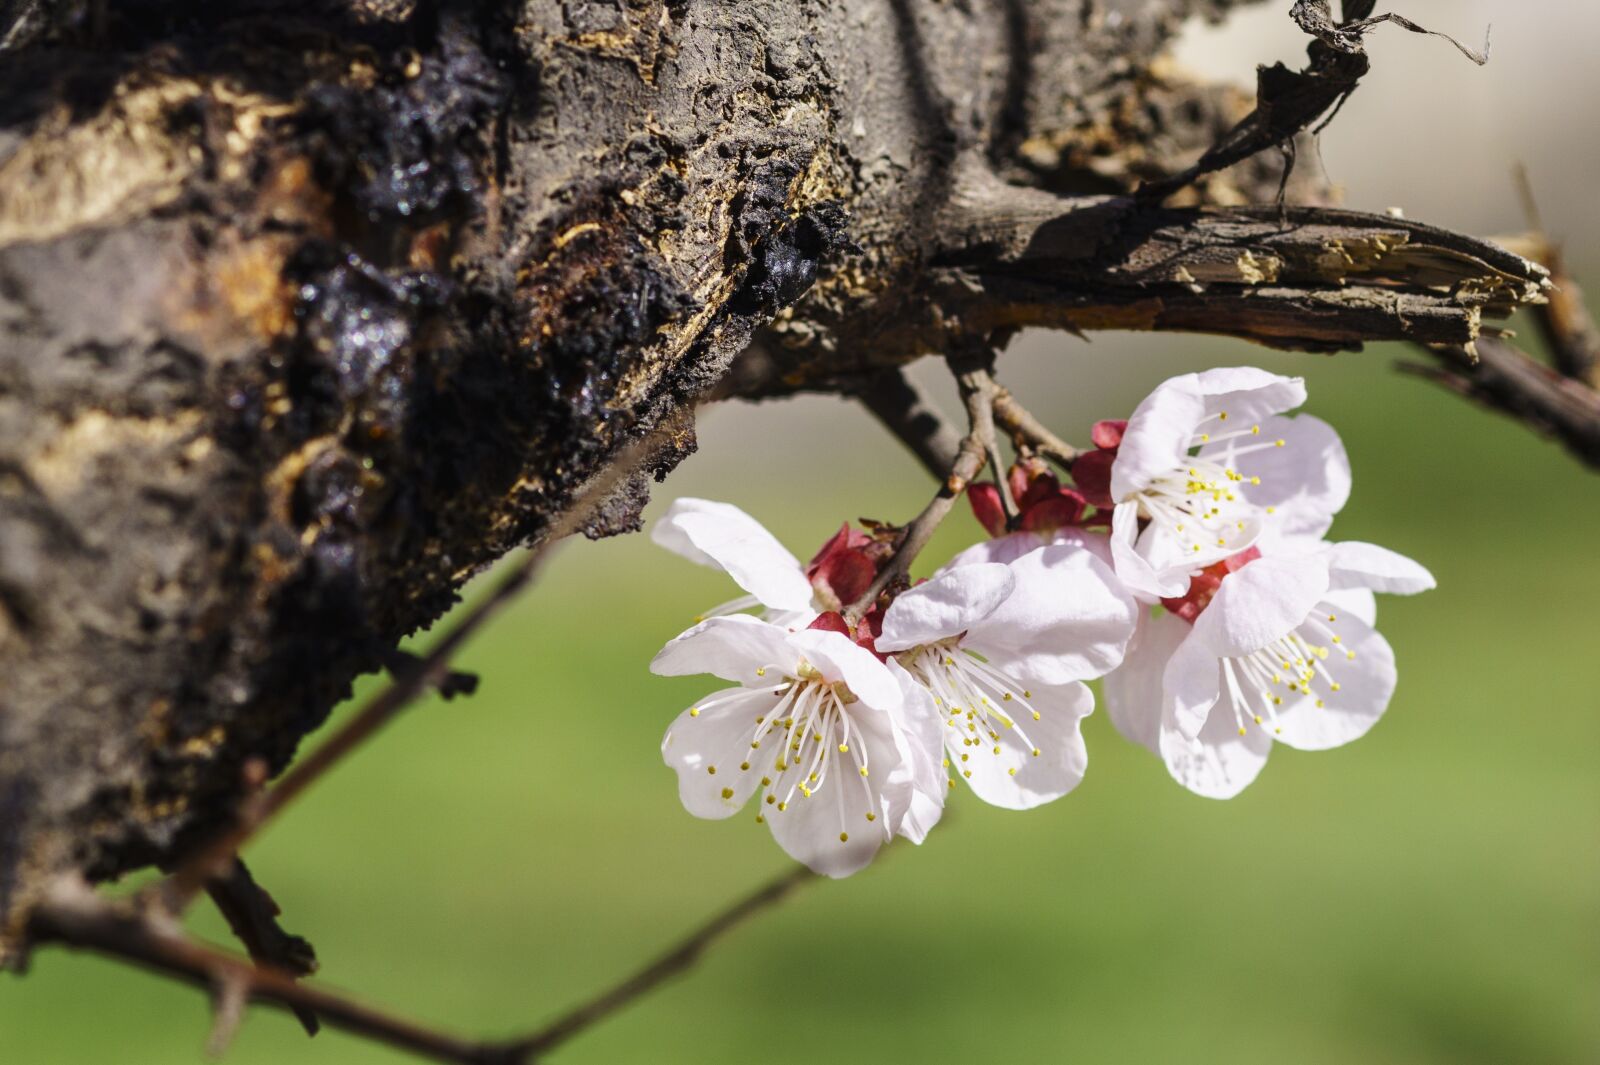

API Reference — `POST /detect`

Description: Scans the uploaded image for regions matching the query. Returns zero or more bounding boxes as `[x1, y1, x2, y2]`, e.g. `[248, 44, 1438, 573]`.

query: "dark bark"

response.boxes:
[0, 0, 1553, 962]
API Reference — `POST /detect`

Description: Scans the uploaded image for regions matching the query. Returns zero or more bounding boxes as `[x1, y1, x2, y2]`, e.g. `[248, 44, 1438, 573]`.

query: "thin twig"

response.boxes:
[501, 864, 818, 1059]
[857, 367, 962, 479]
[845, 353, 1000, 622]
[32, 862, 820, 1065]
[991, 386, 1080, 468]
[31, 879, 508, 1065]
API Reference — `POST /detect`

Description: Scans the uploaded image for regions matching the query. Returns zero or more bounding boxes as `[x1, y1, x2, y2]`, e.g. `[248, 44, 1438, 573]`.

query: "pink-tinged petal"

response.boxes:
[1071, 448, 1116, 509]
[1091, 419, 1128, 449]
[876, 563, 1016, 652]
[1162, 627, 1223, 740]
[967, 483, 1008, 538]
[956, 681, 1092, 810]
[650, 498, 814, 611]
[787, 628, 901, 708]
[1110, 502, 1189, 601]
[884, 660, 947, 843]
[1111, 378, 1209, 501]
[968, 544, 1139, 685]
[1272, 609, 1397, 751]
[1323, 586, 1377, 626]
[1190, 554, 1329, 659]
[1157, 695, 1273, 799]
[1191, 366, 1306, 427]
[764, 747, 890, 877]
[1104, 609, 1191, 755]
[1323, 541, 1437, 596]
[1206, 414, 1350, 550]
[650, 615, 797, 684]
[661, 689, 771, 818]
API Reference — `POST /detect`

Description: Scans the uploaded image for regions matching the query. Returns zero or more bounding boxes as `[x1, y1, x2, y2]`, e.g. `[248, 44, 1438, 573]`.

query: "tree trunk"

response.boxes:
[0, 0, 1546, 960]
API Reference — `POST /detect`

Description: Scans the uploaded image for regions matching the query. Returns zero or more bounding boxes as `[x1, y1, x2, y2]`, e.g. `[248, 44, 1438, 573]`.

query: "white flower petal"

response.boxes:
[1111, 368, 1305, 501]
[787, 629, 901, 709]
[764, 747, 889, 877]
[942, 531, 1049, 570]
[956, 681, 1092, 810]
[1323, 586, 1377, 626]
[1104, 609, 1192, 755]
[1162, 626, 1223, 740]
[1207, 414, 1349, 550]
[1111, 379, 1209, 501]
[1110, 502, 1189, 601]
[877, 563, 1016, 651]
[1272, 609, 1398, 751]
[1157, 694, 1273, 799]
[1191, 554, 1330, 659]
[650, 615, 798, 685]
[885, 661, 947, 844]
[661, 689, 770, 819]
[968, 543, 1139, 685]
[1191, 366, 1306, 427]
[651, 498, 814, 611]
[1323, 541, 1437, 596]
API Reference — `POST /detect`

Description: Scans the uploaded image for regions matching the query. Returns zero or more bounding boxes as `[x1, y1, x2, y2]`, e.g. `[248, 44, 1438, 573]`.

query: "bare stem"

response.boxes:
[991, 386, 1080, 468]
[845, 354, 1001, 622]
[500, 864, 818, 1059]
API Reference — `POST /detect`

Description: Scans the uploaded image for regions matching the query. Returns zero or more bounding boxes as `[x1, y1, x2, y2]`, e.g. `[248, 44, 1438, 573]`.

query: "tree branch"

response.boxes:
[857, 368, 962, 479]
[1401, 339, 1600, 471]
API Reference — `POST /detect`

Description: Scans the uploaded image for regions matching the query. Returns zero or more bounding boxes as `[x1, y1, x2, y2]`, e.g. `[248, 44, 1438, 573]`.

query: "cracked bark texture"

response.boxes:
[0, 0, 1547, 960]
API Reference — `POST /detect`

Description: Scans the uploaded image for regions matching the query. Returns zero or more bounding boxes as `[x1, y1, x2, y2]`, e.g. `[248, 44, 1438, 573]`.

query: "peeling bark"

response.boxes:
[0, 0, 1550, 960]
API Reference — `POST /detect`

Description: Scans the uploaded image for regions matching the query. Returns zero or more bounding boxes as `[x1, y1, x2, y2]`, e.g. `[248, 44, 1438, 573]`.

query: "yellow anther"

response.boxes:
[761, 776, 771, 786]
[1332, 635, 1342, 644]
[756, 667, 766, 676]
[1251, 425, 1261, 435]
[992, 746, 1001, 755]
[866, 812, 876, 822]
[1023, 690, 1032, 698]
[750, 740, 761, 749]
[1002, 693, 1013, 702]
[1346, 650, 1356, 660]
[1275, 439, 1285, 447]
[1331, 682, 1342, 692]
[740, 761, 750, 771]
[1239, 727, 1247, 736]
[1316, 699, 1325, 709]
[1031, 747, 1041, 757]
[721, 787, 734, 799]
[1254, 715, 1263, 724]
[755, 814, 765, 824]
[859, 767, 869, 777]
[839, 832, 849, 842]
[1031, 710, 1041, 721]
[1219, 411, 1229, 421]
[765, 794, 776, 805]
[689, 708, 700, 717]
[1250, 476, 1261, 486]
[707, 766, 716, 776]
[963, 770, 973, 779]
[942, 758, 950, 768]
[960, 753, 969, 762]
[838, 743, 849, 753]
[1008, 768, 1017, 777]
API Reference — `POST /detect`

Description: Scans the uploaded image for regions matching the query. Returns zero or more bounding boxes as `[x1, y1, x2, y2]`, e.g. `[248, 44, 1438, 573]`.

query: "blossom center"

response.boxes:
[1131, 413, 1284, 557]
[689, 674, 888, 841]
[1218, 611, 1356, 736]
[899, 640, 1044, 783]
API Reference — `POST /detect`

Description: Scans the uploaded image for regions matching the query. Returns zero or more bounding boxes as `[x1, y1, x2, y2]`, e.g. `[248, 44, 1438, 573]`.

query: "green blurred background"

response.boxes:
[4, 2, 1598, 1062]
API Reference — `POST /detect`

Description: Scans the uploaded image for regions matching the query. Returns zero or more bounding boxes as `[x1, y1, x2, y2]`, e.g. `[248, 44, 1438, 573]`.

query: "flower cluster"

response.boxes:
[649, 367, 1433, 875]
